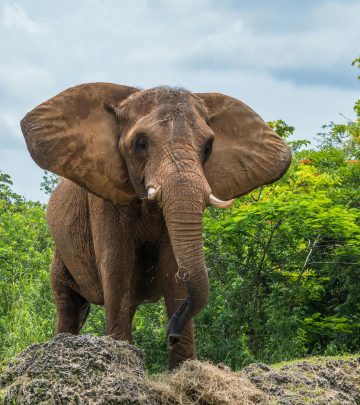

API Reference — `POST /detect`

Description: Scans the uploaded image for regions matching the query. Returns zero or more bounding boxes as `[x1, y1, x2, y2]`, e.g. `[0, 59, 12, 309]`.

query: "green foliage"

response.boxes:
[199, 156, 359, 367]
[0, 172, 54, 360]
[268, 119, 295, 139]
[133, 301, 168, 372]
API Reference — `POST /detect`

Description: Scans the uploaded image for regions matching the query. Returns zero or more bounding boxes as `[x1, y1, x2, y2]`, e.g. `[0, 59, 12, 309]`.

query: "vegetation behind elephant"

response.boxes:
[20, 83, 291, 370]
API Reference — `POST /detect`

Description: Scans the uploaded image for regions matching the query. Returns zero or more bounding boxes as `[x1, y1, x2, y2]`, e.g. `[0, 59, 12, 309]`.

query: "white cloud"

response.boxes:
[175, 1, 360, 84]
[0, 111, 22, 139]
[1, 3, 42, 33]
[0, 63, 54, 100]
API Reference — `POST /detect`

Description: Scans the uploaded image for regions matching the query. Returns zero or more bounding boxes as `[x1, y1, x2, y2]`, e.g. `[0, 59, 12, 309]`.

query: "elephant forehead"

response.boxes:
[125, 86, 205, 117]
[123, 88, 210, 141]
[154, 110, 205, 141]
[129, 106, 199, 138]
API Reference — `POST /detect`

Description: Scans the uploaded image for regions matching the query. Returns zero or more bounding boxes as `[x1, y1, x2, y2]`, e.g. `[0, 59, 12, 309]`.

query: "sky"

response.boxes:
[0, 0, 359, 202]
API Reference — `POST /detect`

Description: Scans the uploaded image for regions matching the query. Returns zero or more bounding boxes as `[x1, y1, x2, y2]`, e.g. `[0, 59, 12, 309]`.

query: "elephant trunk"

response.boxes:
[160, 169, 209, 344]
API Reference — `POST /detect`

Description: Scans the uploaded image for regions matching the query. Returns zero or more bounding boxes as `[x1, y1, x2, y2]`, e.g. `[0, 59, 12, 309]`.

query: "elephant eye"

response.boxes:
[202, 138, 213, 163]
[134, 134, 149, 157]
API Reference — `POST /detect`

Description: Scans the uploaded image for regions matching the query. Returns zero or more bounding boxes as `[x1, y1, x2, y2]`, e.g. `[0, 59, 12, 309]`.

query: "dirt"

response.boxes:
[243, 358, 360, 404]
[0, 334, 359, 404]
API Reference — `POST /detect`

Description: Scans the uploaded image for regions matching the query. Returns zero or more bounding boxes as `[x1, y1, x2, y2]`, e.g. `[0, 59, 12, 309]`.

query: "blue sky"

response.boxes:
[0, 0, 359, 202]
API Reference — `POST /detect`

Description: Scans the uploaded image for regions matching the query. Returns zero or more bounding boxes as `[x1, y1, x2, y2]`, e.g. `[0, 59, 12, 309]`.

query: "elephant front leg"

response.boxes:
[89, 198, 137, 343]
[101, 264, 136, 342]
[159, 238, 196, 370]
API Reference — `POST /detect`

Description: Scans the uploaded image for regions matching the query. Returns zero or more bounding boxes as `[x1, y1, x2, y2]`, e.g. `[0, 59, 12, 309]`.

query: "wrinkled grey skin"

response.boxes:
[21, 83, 292, 370]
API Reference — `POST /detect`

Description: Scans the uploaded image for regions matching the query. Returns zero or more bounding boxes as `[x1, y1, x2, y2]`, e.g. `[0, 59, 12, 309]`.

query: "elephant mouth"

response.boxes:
[137, 177, 159, 200]
[135, 176, 146, 197]
[144, 182, 233, 207]
[135, 175, 162, 201]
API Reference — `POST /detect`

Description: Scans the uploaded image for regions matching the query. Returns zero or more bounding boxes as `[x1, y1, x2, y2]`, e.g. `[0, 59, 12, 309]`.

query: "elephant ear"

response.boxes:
[196, 93, 292, 200]
[21, 82, 139, 204]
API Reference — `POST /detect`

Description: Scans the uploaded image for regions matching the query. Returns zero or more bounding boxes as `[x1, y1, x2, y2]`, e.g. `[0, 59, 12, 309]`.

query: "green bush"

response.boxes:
[0, 172, 54, 360]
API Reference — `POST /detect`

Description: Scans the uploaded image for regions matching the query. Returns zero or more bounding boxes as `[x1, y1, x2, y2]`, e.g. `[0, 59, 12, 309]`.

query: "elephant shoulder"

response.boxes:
[47, 178, 89, 227]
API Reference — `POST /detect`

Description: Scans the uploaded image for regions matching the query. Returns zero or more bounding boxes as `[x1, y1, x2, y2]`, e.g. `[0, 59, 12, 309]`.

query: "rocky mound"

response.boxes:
[0, 334, 171, 404]
[0, 334, 359, 404]
[244, 358, 360, 404]
[0, 334, 265, 404]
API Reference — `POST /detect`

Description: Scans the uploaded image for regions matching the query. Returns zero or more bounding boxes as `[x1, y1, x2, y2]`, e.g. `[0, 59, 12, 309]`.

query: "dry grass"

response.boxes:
[0, 334, 359, 404]
[157, 360, 267, 404]
[243, 357, 360, 404]
[0, 334, 265, 404]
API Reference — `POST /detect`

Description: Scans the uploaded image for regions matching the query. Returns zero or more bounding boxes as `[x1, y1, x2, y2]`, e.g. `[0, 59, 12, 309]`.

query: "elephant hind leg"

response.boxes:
[79, 301, 91, 330]
[51, 250, 90, 335]
[53, 290, 89, 335]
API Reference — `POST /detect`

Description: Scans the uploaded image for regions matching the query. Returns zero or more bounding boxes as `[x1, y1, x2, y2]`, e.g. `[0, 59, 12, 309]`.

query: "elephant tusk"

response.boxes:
[209, 193, 234, 208]
[147, 186, 161, 200]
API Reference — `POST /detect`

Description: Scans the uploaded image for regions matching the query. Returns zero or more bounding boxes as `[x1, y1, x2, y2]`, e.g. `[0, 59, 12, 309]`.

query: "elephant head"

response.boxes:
[21, 83, 291, 343]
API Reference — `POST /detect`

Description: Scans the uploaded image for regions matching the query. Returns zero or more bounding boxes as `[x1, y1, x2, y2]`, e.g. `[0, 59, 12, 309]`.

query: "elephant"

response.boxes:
[21, 83, 291, 370]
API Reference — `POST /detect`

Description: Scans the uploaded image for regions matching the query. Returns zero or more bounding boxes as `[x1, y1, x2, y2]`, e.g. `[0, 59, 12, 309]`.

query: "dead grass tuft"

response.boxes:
[159, 360, 267, 405]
